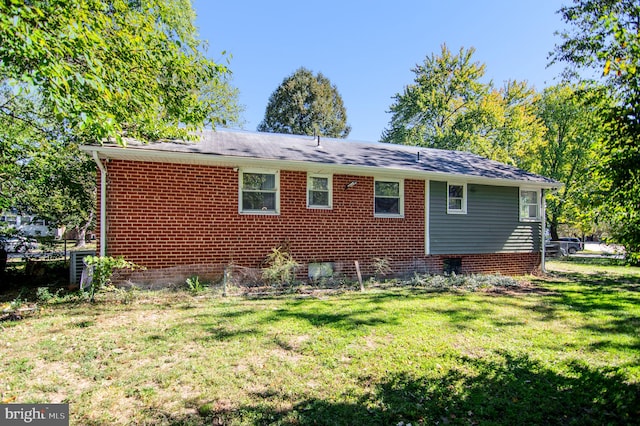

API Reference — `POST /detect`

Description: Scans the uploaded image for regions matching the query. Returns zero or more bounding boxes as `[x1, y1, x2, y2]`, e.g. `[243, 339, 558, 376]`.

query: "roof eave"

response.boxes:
[80, 145, 562, 190]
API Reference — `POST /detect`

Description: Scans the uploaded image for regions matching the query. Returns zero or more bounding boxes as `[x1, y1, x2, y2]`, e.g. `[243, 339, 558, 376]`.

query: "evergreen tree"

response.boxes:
[258, 67, 351, 138]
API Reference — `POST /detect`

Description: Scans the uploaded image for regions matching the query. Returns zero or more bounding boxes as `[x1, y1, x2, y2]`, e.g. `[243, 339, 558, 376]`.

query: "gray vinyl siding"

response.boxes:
[430, 181, 541, 254]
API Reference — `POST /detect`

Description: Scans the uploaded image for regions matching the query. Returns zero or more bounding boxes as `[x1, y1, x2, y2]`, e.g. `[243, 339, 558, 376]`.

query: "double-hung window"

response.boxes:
[374, 179, 403, 217]
[307, 174, 332, 209]
[239, 170, 279, 214]
[447, 183, 467, 214]
[519, 188, 540, 221]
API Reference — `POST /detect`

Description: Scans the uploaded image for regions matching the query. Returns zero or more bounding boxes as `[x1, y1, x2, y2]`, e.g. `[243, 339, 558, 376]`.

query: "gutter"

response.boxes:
[92, 151, 107, 257]
[80, 145, 563, 190]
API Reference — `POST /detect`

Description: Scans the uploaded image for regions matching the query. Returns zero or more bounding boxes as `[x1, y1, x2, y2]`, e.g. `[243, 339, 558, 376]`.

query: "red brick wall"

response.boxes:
[97, 160, 541, 283]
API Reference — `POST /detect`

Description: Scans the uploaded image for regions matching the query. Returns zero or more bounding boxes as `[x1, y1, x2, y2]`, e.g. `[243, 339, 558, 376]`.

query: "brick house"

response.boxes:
[81, 130, 560, 284]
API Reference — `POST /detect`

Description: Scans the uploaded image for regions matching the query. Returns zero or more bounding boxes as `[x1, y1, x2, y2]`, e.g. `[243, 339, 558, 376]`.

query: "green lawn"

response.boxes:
[1, 259, 639, 425]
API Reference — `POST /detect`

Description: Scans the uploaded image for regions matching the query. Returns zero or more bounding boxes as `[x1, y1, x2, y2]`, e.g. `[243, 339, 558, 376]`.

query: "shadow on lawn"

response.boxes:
[531, 270, 640, 352]
[195, 352, 639, 426]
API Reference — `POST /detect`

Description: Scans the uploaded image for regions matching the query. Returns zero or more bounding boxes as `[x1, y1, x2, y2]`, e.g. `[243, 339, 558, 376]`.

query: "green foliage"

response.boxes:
[0, 0, 241, 249]
[552, 0, 640, 264]
[532, 83, 608, 239]
[0, 0, 239, 144]
[0, 85, 42, 212]
[83, 255, 137, 302]
[382, 44, 486, 149]
[35, 287, 54, 303]
[0, 89, 96, 246]
[261, 245, 299, 286]
[382, 45, 544, 167]
[598, 106, 640, 264]
[22, 141, 96, 243]
[258, 67, 351, 138]
[185, 275, 205, 293]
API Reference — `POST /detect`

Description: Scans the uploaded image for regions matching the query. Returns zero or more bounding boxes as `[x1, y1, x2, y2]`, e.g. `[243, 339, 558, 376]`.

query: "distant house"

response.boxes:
[80, 130, 560, 284]
[0, 210, 56, 238]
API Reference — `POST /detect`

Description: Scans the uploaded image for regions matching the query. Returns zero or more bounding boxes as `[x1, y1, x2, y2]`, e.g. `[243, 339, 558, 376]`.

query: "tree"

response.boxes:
[0, 0, 239, 144]
[532, 84, 607, 240]
[0, 0, 242, 269]
[551, 0, 640, 264]
[382, 45, 486, 150]
[468, 80, 545, 168]
[20, 142, 96, 247]
[0, 87, 95, 247]
[258, 67, 351, 138]
[382, 45, 545, 167]
[0, 85, 40, 212]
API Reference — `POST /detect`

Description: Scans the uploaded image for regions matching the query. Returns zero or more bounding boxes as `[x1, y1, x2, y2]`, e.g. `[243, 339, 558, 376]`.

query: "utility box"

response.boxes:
[69, 250, 96, 285]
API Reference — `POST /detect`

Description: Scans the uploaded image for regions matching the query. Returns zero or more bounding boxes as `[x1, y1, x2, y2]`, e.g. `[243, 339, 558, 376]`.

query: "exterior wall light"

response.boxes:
[344, 181, 358, 190]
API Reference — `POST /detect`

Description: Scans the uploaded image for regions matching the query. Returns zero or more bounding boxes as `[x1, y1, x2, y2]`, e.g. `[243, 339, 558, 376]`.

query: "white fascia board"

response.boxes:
[80, 145, 562, 190]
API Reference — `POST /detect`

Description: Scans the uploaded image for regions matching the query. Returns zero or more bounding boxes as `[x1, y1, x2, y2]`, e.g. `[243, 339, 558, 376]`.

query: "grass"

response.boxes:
[1, 259, 639, 425]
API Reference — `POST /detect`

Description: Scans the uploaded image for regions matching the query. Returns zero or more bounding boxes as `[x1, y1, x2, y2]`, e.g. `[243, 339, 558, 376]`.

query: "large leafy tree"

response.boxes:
[382, 45, 544, 167]
[0, 0, 241, 263]
[532, 84, 607, 240]
[381, 45, 486, 150]
[469, 80, 545, 168]
[0, 0, 238, 144]
[551, 0, 640, 264]
[20, 142, 97, 247]
[258, 67, 351, 138]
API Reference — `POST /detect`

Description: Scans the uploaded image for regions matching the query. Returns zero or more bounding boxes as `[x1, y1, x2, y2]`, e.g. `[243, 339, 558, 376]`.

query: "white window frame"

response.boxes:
[239, 169, 280, 214]
[374, 178, 404, 218]
[307, 174, 333, 209]
[447, 182, 467, 214]
[519, 187, 541, 222]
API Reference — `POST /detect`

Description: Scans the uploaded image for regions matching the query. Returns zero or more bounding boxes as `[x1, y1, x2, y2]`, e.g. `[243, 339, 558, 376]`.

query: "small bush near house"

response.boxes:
[261, 245, 299, 287]
[185, 275, 206, 293]
[83, 256, 138, 302]
[371, 257, 392, 279]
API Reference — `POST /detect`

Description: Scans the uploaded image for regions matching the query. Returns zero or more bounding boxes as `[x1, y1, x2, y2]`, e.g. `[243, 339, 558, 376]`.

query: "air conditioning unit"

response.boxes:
[69, 250, 96, 285]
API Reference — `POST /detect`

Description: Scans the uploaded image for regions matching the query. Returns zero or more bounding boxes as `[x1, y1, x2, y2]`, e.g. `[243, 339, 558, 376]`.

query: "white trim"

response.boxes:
[306, 173, 333, 209]
[238, 169, 280, 215]
[374, 178, 404, 218]
[519, 187, 541, 222]
[80, 145, 562, 190]
[425, 180, 430, 255]
[446, 182, 467, 214]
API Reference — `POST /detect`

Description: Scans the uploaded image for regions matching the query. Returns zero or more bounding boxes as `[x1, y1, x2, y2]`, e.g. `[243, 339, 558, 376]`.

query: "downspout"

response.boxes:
[92, 151, 107, 257]
[541, 189, 546, 273]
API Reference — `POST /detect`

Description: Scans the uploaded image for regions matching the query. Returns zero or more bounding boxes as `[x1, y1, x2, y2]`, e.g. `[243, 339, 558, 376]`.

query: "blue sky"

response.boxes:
[193, 0, 567, 142]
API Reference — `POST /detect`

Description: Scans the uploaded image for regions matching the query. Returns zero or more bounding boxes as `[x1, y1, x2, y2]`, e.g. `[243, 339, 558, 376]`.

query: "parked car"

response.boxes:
[559, 237, 583, 254]
[2, 236, 38, 253]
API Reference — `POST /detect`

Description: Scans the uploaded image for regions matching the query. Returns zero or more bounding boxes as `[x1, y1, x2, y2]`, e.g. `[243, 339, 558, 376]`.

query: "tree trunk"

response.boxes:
[75, 211, 94, 248]
[75, 227, 87, 247]
[549, 218, 560, 241]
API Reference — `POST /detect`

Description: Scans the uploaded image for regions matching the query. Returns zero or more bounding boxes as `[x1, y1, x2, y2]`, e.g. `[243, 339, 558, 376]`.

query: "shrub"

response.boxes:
[83, 256, 137, 302]
[186, 275, 206, 293]
[371, 257, 392, 279]
[262, 245, 299, 286]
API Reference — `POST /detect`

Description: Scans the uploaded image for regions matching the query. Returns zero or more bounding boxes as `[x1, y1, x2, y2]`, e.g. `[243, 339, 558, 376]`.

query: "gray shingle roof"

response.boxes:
[87, 129, 561, 187]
